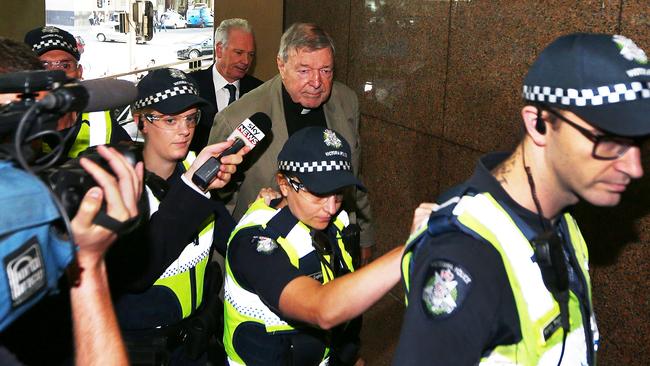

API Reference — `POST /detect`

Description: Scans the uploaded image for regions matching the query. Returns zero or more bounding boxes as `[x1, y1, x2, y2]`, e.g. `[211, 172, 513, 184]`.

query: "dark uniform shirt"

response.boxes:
[229, 206, 323, 315]
[108, 162, 235, 329]
[227, 206, 348, 365]
[392, 152, 591, 365]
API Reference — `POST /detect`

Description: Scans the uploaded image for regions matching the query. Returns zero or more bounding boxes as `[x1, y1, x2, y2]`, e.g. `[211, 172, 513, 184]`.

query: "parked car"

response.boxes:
[161, 11, 186, 29]
[177, 37, 214, 60]
[96, 21, 144, 43]
[186, 7, 213, 28]
[96, 22, 126, 42]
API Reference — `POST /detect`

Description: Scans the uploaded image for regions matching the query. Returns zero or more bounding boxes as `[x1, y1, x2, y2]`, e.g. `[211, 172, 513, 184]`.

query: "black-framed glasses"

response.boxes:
[143, 110, 201, 130]
[542, 106, 642, 160]
[42, 60, 78, 71]
[285, 176, 345, 205]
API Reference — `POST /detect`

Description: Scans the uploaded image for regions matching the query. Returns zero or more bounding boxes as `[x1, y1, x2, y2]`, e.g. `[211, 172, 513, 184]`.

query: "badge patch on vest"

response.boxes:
[421, 260, 472, 318]
[253, 236, 278, 254]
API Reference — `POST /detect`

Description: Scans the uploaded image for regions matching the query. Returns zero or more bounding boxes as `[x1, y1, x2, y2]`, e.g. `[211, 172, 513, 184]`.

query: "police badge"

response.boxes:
[253, 236, 278, 254]
[323, 129, 342, 148]
[613, 35, 648, 64]
[42, 26, 59, 34]
[421, 260, 472, 319]
[169, 68, 187, 79]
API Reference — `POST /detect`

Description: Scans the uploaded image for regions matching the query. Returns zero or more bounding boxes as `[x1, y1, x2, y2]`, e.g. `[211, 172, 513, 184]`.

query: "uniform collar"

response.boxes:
[468, 152, 553, 233]
[265, 206, 300, 239]
[266, 205, 338, 241]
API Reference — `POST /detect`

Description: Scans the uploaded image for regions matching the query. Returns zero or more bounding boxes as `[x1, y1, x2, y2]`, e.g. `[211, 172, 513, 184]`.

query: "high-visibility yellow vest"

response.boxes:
[42, 111, 113, 157]
[224, 199, 354, 366]
[402, 192, 598, 365]
[149, 152, 215, 319]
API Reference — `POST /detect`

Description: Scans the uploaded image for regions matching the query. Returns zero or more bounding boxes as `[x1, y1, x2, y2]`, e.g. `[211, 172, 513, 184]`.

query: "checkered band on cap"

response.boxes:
[523, 81, 650, 107]
[133, 84, 199, 110]
[278, 160, 352, 173]
[32, 38, 77, 54]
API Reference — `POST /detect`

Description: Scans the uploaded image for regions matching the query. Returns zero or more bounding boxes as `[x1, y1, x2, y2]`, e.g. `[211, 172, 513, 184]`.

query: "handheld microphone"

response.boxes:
[192, 112, 272, 191]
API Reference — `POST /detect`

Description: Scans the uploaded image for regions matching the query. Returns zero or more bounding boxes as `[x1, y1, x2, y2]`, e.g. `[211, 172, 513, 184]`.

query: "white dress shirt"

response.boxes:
[211, 65, 241, 111]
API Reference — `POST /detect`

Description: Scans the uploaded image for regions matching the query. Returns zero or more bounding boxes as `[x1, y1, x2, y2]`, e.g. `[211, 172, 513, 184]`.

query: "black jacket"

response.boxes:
[188, 66, 263, 152]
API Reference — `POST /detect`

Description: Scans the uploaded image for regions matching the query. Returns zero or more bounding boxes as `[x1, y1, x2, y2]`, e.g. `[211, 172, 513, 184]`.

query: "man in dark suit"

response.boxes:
[189, 18, 263, 152]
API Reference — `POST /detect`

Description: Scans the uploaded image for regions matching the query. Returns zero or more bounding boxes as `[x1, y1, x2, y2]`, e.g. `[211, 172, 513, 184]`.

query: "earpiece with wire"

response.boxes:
[535, 105, 546, 134]
[522, 144, 569, 366]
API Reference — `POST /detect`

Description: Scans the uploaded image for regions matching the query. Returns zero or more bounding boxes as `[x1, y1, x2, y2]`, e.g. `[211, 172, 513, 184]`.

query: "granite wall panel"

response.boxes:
[621, 0, 650, 49]
[359, 115, 442, 252]
[283, 2, 352, 82]
[281, 1, 649, 364]
[444, 0, 620, 152]
[347, 1, 450, 136]
[438, 142, 484, 194]
[358, 294, 404, 366]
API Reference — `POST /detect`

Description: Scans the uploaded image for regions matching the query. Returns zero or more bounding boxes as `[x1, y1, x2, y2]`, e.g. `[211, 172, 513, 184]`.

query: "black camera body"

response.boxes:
[40, 143, 144, 219]
[1, 70, 147, 230]
[0, 70, 68, 137]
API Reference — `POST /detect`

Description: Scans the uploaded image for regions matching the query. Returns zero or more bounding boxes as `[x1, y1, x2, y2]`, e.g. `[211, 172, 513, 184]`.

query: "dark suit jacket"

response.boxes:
[188, 65, 263, 152]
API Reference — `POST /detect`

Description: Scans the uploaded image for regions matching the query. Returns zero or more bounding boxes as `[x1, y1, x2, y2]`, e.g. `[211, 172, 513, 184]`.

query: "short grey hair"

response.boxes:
[277, 23, 335, 62]
[214, 18, 253, 48]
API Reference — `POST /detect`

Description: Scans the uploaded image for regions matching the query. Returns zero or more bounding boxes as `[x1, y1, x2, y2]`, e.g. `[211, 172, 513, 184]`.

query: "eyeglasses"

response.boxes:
[42, 60, 78, 71]
[542, 106, 644, 160]
[285, 176, 345, 205]
[143, 111, 201, 130]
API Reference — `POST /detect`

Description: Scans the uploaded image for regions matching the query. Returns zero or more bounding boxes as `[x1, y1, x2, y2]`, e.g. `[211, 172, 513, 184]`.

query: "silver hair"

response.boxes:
[277, 23, 335, 62]
[214, 18, 253, 48]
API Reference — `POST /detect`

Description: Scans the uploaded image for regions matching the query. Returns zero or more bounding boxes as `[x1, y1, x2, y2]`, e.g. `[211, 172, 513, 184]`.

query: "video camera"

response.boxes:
[42, 143, 143, 218]
[0, 69, 142, 331]
[0, 69, 142, 213]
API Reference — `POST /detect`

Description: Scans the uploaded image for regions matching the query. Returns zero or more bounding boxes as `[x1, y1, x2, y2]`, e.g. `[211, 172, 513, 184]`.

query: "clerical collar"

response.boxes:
[281, 83, 327, 136]
[281, 84, 321, 115]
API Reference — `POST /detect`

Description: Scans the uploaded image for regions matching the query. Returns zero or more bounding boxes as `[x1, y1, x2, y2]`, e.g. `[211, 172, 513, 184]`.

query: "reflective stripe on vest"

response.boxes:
[42, 111, 113, 157]
[223, 198, 353, 365]
[149, 152, 215, 319]
[404, 192, 596, 365]
[70, 111, 113, 157]
[400, 217, 430, 305]
[226, 356, 330, 366]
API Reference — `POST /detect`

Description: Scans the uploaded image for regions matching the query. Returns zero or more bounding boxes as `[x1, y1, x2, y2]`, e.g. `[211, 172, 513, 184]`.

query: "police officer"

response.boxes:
[24, 26, 131, 158]
[107, 68, 245, 365]
[223, 127, 425, 366]
[393, 33, 650, 365]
